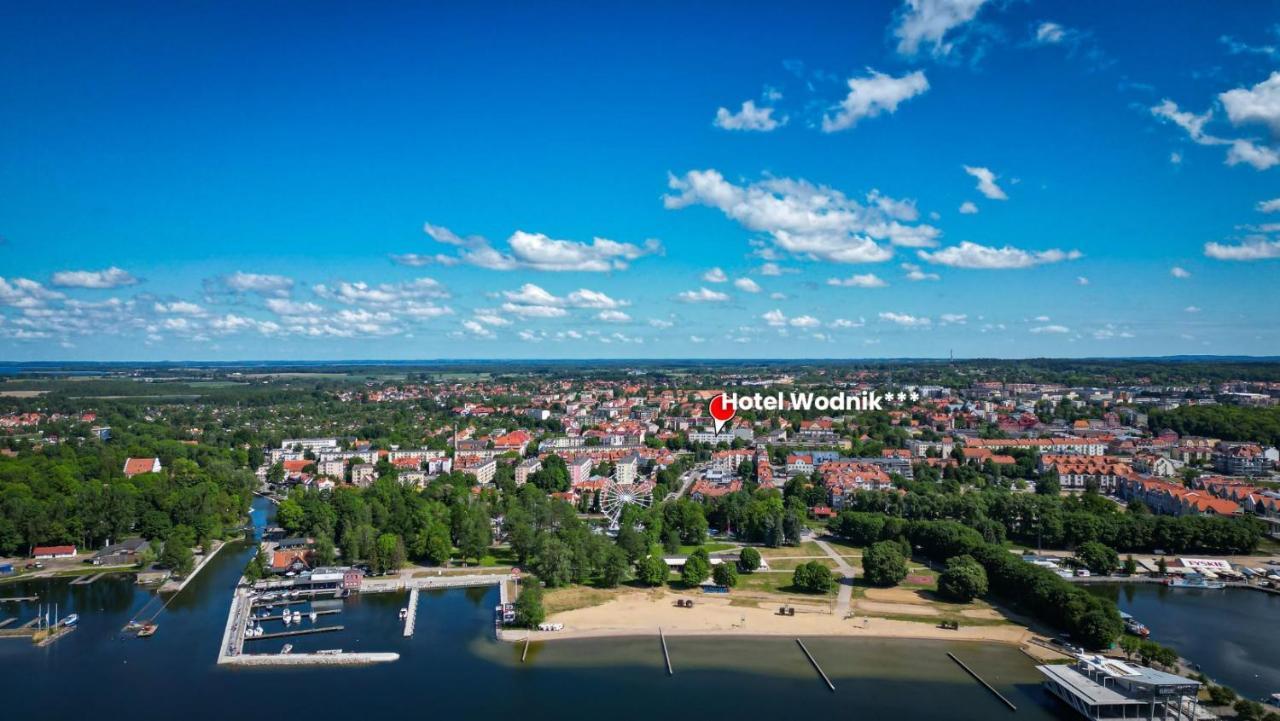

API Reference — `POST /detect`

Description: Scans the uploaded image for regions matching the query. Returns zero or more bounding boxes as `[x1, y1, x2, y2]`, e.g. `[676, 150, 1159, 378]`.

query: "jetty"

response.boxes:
[243, 625, 344, 641]
[220, 651, 399, 667]
[0, 618, 15, 628]
[250, 609, 339, 622]
[947, 652, 1017, 711]
[660, 627, 673, 676]
[796, 639, 835, 692]
[403, 587, 419, 637]
[69, 572, 105, 586]
[0, 595, 38, 603]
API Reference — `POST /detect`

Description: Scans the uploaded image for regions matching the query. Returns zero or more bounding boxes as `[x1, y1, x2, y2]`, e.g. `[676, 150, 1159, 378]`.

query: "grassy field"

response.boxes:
[732, 570, 838, 598]
[543, 585, 645, 614]
[756, 541, 824, 559]
[766, 557, 840, 571]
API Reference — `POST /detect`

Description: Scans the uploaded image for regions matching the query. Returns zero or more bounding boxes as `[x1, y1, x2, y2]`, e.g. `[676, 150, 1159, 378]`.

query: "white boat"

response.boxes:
[399, 608, 408, 619]
[280, 644, 293, 655]
[282, 613, 292, 625]
[292, 610, 302, 622]
[309, 612, 317, 622]
[1166, 573, 1226, 589]
[60, 613, 79, 627]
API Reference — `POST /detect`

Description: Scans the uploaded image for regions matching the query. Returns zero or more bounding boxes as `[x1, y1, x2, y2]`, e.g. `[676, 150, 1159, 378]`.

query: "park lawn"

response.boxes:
[819, 537, 866, 554]
[757, 541, 823, 559]
[543, 585, 638, 615]
[767, 557, 840, 572]
[679, 542, 735, 554]
[733, 571, 838, 598]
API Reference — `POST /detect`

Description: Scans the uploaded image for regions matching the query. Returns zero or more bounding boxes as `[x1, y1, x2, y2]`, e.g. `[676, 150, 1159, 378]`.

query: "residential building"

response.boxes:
[123, 457, 162, 477]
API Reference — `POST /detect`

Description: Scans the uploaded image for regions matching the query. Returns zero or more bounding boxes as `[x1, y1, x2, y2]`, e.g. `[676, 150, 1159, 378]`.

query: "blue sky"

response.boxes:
[2, 1, 1279, 360]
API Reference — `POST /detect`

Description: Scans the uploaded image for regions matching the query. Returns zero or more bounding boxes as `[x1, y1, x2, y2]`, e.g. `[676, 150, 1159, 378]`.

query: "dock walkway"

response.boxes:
[403, 588, 420, 637]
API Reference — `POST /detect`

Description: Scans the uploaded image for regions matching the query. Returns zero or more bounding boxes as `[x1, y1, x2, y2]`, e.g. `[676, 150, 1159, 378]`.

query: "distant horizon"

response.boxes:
[3, 354, 1280, 369]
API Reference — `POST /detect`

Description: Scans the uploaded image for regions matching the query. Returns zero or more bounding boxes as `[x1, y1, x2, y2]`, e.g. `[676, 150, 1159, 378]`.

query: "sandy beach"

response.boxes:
[499, 586, 1064, 660]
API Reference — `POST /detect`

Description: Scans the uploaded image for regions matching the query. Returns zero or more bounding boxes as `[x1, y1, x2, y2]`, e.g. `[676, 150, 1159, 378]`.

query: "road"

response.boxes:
[814, 537, 856, 618]
[664, 465, 702, 501]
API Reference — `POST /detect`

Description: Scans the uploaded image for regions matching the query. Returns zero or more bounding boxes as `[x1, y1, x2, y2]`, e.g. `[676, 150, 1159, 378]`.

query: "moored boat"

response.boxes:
[1166, 573, 1226, 589]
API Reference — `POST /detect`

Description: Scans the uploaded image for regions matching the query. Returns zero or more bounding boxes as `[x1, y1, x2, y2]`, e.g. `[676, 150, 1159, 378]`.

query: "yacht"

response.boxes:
[60, 613, 79, 627]
[1166, 573, 1225, 589]
[1119, 611, 1149, 637]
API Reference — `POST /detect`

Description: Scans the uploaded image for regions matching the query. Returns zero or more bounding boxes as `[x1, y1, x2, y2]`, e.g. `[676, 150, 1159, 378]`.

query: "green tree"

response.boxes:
[792, 560, 835, 593]
[638, 555, 670, 586]
[681, 550, 711, 586]
[1075, 541, 1119, 575]
[599, 546, 629, 588]
[712, 562, 738, 588]
[738, 546, 762, 572]
[513, 582, 546, 628]
[937, 554, 988, 602]
[862, 541, 908, 587]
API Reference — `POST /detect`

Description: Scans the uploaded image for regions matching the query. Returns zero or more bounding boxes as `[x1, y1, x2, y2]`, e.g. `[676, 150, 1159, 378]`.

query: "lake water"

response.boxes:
[1086, 582, 1280, 701]
[1, 498, 1078, 720]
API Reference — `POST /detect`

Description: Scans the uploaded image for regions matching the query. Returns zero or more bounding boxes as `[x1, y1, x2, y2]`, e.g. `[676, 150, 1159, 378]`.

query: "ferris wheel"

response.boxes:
[600, 478, 653, 530]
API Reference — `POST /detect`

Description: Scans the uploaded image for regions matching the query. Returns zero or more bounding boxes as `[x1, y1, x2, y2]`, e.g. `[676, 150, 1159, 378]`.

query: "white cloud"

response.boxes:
[789, 315, 821, 328]
[1185, 306, 1201, 313]
[940, 313, 968, 324]
[822, 69, 929, 133]
[473, 312, 511, 326]
[154, 301, 206, 316]
[758, 262, 786, 276]
[1204, 238, 1280, 260]
[893, 0, 990, 57]
[1226, 139, 1280, 170]
[648, 319, 674, 329]
[1219, 71, 1280, 136]
[830, 317, 865, 328]
[733, 277, 762, 293]
[1151, 100, 1214, 143]
[51, 267, 139, 289]
[879, 311, 931, 327]
[762, 309, 788, 326]
[1170, 151, 1183, 165]
[958, 201, 979, 214]
[714, 100, 785, 131]
[461, 320, 495, 338]
[1034, 22, 1065, 44]
[500, 283, 627, 310]
[1151, 98, 1280, 171]
[664, 169, 940, 264]
[1076, 276, 1090, 285]
[264, 298, 323, 316]
[0, 278, 64, 309]
[1257, 197, 1280, 213]
[1030, 324, 1070, 334]
[702, 267, 728, 283]
[423, 222, 662, 272]
[826, 273, 887, 288]
[901, 262, 940, 281]
[1170, 266, 1191, 278]
[676, 287, 730, 303]
[313, 278, 450, 311]
[962, 165, 1008, 200]
[500, 302, 567, 318]
[389, 253, 434, 267]
[689, 335, 706, 343]
[597, 310, 631, 323]
[918, 241, 1081, 269]
[221, 271, 295, 298]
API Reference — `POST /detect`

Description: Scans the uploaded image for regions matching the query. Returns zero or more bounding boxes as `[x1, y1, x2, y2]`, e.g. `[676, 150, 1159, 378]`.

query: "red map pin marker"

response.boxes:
[709, 394, 735, 434]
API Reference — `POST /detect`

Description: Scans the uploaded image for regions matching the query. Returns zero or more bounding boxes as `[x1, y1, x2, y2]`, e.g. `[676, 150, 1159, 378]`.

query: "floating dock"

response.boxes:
[0, 596, 38, 603]
[796, 639, 835, 692]
[250, 609, 340, 622]
[243, 625, 344, 642]
[403, 587, 419, 637]
[0, 618, 15, 628]
[947, 652, 1017, 711]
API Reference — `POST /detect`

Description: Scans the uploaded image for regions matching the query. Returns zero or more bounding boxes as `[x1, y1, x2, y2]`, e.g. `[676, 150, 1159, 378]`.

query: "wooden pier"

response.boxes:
[660, 627, 673, 676]
[243, 625, 345, 642]
[0, 595, 38, 603]
[70, 572, 105, 586]
[947, 652, 1017, 711]
[403, 587, 419, 637]
[796, 639, 835, 692]
[0, 618, 15, 628]
[522, 637, 531, 663]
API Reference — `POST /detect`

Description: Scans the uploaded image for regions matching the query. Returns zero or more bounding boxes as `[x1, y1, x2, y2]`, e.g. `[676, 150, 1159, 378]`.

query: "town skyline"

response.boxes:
[3, 1, 1280, 361]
